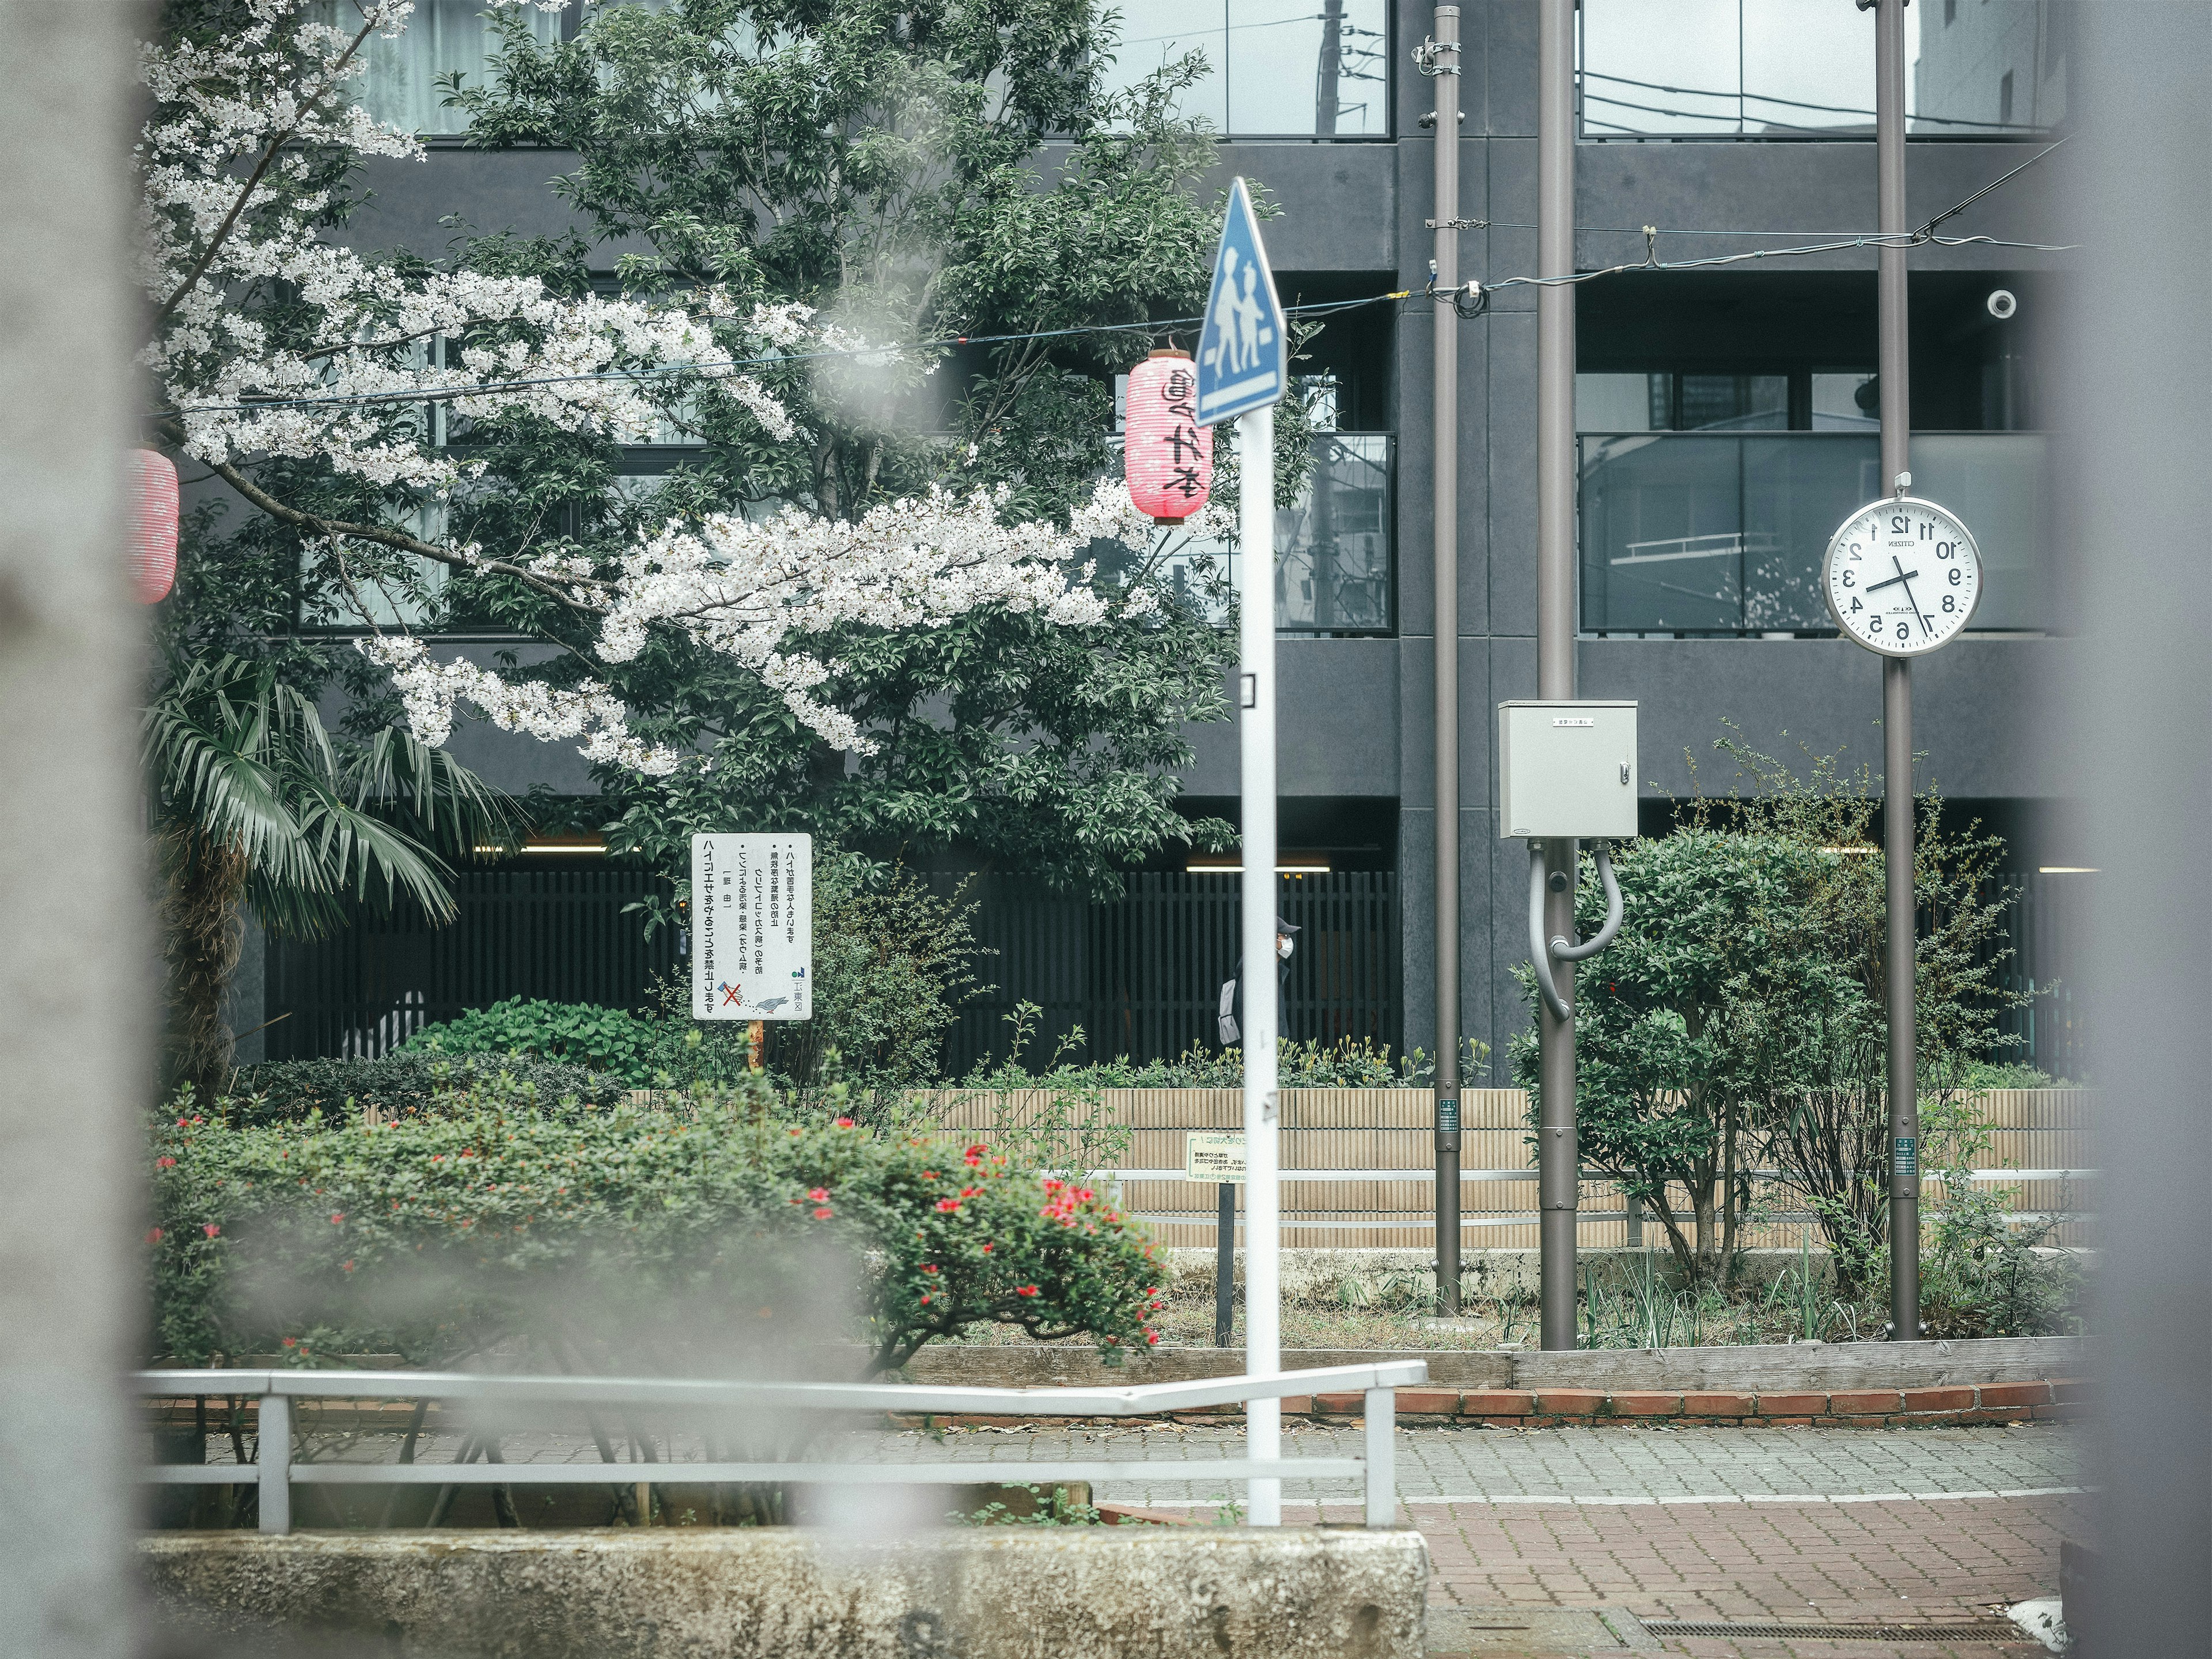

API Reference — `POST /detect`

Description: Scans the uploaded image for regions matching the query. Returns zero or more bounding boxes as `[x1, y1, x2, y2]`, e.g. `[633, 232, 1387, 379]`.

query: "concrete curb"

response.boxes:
[141, 1526, 1430, 1659]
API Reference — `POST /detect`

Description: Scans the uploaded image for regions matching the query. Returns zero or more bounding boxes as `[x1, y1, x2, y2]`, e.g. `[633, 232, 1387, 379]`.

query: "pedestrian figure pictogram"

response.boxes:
[1195, 179, 1287, 426]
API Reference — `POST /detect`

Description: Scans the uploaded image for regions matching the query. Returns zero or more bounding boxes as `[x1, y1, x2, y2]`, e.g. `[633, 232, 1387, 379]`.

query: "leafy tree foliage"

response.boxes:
[1514, 735, 2022, 1296]
[433, 0, 1256, 895]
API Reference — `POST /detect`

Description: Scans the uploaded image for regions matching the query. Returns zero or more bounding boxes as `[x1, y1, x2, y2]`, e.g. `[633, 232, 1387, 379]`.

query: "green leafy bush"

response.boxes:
[146, 1081, 1165, 1374]
[402, 997, 660, 1085]
[227, 1052, 626, 1126]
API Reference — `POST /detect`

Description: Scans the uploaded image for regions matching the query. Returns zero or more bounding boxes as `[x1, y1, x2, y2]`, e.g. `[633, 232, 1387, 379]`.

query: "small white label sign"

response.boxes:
[1186, 1131, 1247, 1183]
[691, 833, 812, 1020]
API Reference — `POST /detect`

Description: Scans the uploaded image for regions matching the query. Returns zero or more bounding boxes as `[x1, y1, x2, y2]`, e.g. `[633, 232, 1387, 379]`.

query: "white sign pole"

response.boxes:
[1237, 404, 1281, 1528]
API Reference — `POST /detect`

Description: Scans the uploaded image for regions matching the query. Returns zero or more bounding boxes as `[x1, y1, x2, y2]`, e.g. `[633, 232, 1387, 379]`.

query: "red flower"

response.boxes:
[922, 1170, 939, 1180]
[812, 1206, 834, 1220]
[1041, 1178, 1063, 1192]
[431, 1154, 444, 1163]
[934, 1198, 960, 1213]
[919, 1293, 933, 1305]
[1146, 1330, 1161, 1346]
[806, 1187, 830, 1202]
[201, 1223, 219, 1238]
[156, 1156, 176, 1169]
[920, 1264, 939, 1274]
[143, 1228, 163, 1244]
[964, 1144, 987, 1158]
[834, 1117, 855, 1128]
[1016, 1285, 1039, 1298]
[980, 1243, 994, 1253]
[341, 1260, 356, 1274]
[281, 1337, 297, 1348]
[329, 1213, 344, 1225]
[174, 1118, 187, 1128]
[959, 1186, 982, 1199]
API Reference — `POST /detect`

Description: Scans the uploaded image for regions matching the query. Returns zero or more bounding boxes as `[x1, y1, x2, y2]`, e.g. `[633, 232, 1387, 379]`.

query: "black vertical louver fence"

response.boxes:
[931, 871, 1402, 1074]
[263, 869, 679, 1060]
[266, 866, 1402, 1073]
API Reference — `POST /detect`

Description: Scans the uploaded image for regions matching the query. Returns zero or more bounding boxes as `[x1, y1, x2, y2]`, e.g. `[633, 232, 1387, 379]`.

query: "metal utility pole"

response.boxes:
[1872, 0, 1919, 1341]
[1237, 404, 1282, 1524]
[1317, 0, 1344, 136]
[1535, 0, 1580, 1352]
[1425, 2, 1463, 1315]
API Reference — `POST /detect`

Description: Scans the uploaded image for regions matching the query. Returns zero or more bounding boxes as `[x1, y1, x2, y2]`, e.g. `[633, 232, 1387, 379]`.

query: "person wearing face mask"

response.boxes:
[1216, 917, 1298, 1047]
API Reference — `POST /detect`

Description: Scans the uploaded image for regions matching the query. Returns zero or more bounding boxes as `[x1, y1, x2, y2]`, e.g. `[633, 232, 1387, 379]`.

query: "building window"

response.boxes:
[1579, 0, 2063, 139]
[319, 1, 560, 137]
[1098, 0, 1389, 137]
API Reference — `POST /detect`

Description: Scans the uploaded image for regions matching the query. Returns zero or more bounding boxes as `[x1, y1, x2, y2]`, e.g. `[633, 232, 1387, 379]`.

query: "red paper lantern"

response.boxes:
[1124, 349, 1213, 524]
[127, 448, 179, 604]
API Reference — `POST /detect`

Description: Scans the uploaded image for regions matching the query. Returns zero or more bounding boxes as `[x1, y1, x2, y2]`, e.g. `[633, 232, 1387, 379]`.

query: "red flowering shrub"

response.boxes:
[146, 1088, 1160, 1373]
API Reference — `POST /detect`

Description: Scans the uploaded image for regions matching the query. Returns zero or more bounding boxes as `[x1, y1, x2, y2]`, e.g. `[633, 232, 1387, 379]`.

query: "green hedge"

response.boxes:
[147, 1086, 1164, 1374]
[226, 1053, 629, 1126]
[399, 997, 663, 1086]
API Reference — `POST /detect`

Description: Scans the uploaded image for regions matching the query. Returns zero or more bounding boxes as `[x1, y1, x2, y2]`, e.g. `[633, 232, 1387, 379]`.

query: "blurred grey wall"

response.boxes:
[2064, 5, 2212, 1652]
[0, 2, 155, 1654]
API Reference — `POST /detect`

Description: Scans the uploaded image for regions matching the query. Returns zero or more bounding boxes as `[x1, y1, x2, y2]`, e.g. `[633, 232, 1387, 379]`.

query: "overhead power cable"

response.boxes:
[157, 145, 2073, 421]
[155, 291, 1411, 418]
[1443, 138, 2074, 301]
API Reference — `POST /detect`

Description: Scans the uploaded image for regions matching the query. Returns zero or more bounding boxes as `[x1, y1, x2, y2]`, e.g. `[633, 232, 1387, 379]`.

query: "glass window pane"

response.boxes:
[1274, 434, 1392, 630]
[1739, 434, 1878, 628]
[1677, 374, 1787, 431]
[1154, 433, 1394, 632]
[1912, 0, 2065, 132]
[322, 1, 560, 136]
[1810, 371, 1880, 430]
[1578, 0, 1743, 138]
[1578, 434, 1747, 632]
[1740, 1, 1881, 137]
[1575, 373, 1657, 433]
[1907, 432, 2050, 630]
[1224, 0, 1388, 136]
[1584, 0, 2059, 139]
[1098, 0, 1228, 132]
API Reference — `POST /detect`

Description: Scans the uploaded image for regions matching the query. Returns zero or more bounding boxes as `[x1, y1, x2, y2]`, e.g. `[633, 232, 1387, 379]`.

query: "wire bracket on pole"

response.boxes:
[1412, 34, 1460, 76]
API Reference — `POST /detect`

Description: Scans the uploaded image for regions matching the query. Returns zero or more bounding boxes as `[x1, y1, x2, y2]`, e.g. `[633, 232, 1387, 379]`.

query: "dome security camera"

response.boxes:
[1986, 288, 2018, 321]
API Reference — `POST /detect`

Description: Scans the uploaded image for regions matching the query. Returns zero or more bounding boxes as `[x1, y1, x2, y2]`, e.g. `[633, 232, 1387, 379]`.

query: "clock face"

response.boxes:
[1823, 494, 1982, 657]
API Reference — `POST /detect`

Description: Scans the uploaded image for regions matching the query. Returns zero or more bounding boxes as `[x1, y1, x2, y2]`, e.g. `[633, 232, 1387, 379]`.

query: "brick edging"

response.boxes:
[885, 1378, 2087, 1431]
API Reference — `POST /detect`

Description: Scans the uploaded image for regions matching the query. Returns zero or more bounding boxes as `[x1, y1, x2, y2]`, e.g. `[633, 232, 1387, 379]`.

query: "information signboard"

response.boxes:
[691, 833, 812, 1020]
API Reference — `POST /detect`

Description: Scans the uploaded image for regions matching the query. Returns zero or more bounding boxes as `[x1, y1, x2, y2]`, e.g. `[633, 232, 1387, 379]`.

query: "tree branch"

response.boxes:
[149, 13, 384, 338]
[204, 454, 601, 615]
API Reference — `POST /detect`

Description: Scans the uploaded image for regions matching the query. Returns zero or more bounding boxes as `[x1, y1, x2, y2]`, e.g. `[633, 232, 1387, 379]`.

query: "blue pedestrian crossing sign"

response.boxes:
[1195, 178, 1287, 427]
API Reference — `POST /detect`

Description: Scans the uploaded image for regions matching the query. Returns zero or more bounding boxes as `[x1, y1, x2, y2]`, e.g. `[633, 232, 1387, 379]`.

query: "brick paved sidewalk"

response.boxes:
[1419, 1492, 2080, 1659]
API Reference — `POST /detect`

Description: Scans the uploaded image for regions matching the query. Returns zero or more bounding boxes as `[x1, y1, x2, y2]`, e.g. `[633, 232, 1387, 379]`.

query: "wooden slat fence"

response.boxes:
[916, 1087, 2096, 1251]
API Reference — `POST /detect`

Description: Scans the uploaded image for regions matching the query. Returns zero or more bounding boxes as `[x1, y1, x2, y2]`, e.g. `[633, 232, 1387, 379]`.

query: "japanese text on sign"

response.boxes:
[1185, 1131, 1248, 1184]
[691, 832, 813, 1020]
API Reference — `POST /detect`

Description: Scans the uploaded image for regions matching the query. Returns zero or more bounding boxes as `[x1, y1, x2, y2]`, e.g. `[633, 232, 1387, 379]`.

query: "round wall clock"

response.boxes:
[1823, 490, 1982, 657]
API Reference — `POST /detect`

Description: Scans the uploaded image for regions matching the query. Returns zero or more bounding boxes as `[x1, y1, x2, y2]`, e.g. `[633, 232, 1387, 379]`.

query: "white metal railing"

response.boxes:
[137, 1361, 1426, 1536]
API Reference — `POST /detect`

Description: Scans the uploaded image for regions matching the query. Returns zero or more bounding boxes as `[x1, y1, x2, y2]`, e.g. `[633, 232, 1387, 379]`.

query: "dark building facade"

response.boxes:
[251, 0, 2083, 1074]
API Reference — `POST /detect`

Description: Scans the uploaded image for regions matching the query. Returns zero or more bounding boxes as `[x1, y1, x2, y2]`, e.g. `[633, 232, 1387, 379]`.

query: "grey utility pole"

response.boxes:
[1425, 3, 1463, 1315]
[1871, 0, 1920, 1340]
[1535, 0, 1580, 1351]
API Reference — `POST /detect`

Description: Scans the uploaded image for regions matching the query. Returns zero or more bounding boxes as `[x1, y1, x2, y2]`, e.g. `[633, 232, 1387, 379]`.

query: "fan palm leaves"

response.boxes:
[147, 652, 515, 1095]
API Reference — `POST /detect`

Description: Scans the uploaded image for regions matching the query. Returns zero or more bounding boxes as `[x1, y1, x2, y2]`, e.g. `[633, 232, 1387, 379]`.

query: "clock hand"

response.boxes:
[1865, 562, 1921, 594]
[1893, 568, 1933, 636]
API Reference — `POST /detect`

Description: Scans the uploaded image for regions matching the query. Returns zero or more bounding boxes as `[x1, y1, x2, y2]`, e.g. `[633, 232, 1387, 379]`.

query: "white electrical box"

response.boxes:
[1498, 701, 1640, 839]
